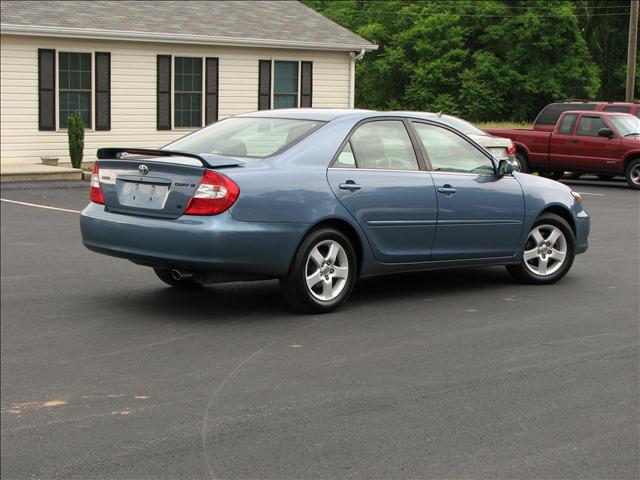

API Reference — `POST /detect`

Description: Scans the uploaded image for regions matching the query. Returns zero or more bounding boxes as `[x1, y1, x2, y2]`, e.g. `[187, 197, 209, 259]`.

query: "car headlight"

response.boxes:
[571, 191, 583, 202]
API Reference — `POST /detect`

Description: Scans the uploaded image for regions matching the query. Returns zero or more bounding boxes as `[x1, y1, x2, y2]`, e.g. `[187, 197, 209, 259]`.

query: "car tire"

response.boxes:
[280, 227, 357, 313]
[154, 268, 202, 288]
[625, 158, 640, 190]
[564, 172, 582, 180]
[514, 152, 529, 173]
[506, 213, 575, 285]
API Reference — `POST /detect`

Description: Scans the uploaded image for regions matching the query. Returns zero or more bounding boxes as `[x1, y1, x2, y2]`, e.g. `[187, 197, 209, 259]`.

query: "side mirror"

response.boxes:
[497, 159, 514, 177]
[598, 128, 614, 138]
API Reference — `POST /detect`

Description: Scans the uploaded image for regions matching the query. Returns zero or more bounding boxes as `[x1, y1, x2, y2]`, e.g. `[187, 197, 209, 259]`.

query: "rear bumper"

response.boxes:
[80, 202, 309, 276]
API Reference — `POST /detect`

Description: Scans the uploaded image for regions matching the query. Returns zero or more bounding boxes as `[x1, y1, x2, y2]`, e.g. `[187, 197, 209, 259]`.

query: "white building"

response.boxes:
[0, 0, 376, 165]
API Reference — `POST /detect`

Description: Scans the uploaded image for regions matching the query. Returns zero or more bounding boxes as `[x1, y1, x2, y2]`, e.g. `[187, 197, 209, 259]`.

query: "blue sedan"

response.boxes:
[80, 109, 590, 312]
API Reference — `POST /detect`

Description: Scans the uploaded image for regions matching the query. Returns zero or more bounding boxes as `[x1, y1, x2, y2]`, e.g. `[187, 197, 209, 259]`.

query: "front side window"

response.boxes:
[344, 121, 419, 170]
[558, 113, 577, 134]
[274, 61, 298, 109]
[164, 117, 322, 158]
[576, 116, 608, 136]
[59, 52, 91, 128]
[174, 57, 202, 128]
[413, 123, 494, 175]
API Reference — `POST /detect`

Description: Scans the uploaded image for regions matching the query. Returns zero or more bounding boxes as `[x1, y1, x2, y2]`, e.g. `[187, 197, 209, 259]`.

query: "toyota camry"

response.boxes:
[80, 109, 590, 312]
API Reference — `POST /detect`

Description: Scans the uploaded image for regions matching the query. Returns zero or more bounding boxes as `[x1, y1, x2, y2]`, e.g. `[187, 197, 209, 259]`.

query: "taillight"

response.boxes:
[507, 144, 516, 155]
[89, 162, 104, 204]
[184, 170, 239, 215]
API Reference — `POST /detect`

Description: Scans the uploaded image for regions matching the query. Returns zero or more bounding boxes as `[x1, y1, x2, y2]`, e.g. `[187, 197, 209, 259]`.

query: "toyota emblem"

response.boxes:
[138, 164, 149, 175]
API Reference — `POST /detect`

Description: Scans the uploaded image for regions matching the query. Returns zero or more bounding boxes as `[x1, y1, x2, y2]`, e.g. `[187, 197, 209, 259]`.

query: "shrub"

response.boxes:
[67, 112, 85, 169]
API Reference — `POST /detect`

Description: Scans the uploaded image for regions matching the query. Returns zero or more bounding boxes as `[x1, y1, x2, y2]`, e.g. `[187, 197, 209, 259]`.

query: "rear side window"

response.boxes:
[536, 103, 597, 126]
[603, 105, 631, 113]
[558, 113, 578, 134]
[576, 116, 608, 136]
[345, 120, 419, 171]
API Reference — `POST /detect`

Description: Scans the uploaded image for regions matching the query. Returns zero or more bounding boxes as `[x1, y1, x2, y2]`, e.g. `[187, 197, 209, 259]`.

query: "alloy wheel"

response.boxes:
[522, 224, 568, 276]
[631, 164, 640, 186]
[305, 239, 349, 301]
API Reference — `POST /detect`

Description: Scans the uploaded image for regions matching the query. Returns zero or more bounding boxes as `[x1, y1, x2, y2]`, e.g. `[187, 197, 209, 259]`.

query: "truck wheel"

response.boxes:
[506, 213, 575, 285]
[280, 228, 357, 313]
[514, 152, 529, 173]
[625, 158, 640, 190]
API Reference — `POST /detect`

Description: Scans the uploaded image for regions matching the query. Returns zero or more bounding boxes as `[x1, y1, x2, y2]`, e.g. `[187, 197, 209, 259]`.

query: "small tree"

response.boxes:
[67, 112, 85, 169]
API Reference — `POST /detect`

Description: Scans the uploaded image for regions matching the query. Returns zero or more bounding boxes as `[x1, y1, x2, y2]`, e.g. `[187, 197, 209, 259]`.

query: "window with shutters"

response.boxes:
[259, 60, 312, 110]
[174, 57, 203, 128]
[59, 52, 91, 128]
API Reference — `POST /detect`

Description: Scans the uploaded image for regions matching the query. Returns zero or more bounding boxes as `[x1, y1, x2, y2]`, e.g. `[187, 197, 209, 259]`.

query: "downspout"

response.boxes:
[349, 49, 366, 108]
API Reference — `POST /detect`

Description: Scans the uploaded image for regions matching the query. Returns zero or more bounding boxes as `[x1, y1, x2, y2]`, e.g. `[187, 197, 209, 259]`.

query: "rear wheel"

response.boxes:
[280, 228, 357, 313]
[506, 213, 575, 285]
[625, 158, 640, 190]
[154, 268, 202, 288]
[514, 152, 529, 173]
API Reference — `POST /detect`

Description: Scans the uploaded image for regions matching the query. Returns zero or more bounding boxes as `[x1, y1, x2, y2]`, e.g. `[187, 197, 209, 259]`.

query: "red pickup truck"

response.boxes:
[486, 111, 640, 189]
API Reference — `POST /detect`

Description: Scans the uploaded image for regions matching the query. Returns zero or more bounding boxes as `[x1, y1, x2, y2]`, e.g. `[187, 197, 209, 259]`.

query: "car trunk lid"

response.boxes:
[95, 148, 244, 219]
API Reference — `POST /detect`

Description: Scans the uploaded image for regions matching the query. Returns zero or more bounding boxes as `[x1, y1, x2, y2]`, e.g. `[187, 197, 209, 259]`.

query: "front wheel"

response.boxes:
[280, 228, 357, 313]
[625, 158, 640, 190]
[506, 213, 575, 284]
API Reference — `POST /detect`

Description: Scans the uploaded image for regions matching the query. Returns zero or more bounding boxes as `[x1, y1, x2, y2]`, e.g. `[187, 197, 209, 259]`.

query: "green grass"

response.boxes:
[477, 121, 531, 129]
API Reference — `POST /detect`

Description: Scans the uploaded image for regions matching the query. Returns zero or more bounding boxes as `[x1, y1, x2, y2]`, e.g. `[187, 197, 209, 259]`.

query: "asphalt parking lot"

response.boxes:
[1, 178, 638, 479]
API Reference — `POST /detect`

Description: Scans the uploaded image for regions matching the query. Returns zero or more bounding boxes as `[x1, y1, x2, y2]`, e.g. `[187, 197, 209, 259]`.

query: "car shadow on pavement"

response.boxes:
[94, 267, 518, 322]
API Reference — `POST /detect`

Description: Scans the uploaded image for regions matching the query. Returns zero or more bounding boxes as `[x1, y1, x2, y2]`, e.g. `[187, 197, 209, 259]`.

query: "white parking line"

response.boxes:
[0, 198, 81, 214]
[577, 192, 605, 196]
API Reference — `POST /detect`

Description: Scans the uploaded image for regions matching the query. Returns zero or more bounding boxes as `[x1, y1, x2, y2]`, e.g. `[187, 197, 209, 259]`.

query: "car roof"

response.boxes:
[562, 110, 638, 117]
[235, 108, 450, 123]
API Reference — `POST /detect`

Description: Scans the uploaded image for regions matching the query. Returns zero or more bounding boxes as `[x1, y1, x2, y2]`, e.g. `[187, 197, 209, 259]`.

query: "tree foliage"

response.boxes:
[67, 112, 85, 169]
[305, 0, 636, 121]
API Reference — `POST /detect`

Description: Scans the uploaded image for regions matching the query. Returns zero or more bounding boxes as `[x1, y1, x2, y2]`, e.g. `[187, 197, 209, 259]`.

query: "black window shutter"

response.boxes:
[95, 52, 111, 131]
[157, 55, 171, 130]
[38, 49, 56, 131]
[205, 57, 219, 124]
[258, 60, 271, 110]
[300, 61, 313, 108]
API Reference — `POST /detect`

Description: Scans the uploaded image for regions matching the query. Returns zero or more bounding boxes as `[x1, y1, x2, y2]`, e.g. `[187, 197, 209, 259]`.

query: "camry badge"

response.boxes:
[138, 164, 149, 175]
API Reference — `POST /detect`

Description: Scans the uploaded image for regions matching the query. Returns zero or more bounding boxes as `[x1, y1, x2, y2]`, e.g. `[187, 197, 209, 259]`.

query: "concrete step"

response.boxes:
[0, 164, 84, 182]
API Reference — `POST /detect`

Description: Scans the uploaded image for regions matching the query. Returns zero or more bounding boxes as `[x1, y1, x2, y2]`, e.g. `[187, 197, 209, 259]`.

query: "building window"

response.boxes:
[273, 61, 298, 109]
[174, 57, 203, 128]
[59, 52, 91, 128]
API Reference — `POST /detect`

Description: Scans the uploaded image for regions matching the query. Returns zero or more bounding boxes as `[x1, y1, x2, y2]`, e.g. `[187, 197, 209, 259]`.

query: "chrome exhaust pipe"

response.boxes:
[170, 269, 193, 281]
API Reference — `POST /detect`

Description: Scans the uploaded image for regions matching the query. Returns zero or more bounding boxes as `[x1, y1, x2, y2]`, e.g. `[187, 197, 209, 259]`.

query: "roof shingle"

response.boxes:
[0, 0, 376, 51]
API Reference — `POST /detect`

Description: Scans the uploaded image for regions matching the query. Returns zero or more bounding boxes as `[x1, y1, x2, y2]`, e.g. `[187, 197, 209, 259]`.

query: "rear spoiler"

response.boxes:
[96, 148, 245, 168]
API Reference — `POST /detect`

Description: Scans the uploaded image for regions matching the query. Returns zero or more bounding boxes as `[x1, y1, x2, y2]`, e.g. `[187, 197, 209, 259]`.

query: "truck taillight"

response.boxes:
[507, 144, 516, 155]
[89, 163, 105, 204]
[184, 170, 239, 215]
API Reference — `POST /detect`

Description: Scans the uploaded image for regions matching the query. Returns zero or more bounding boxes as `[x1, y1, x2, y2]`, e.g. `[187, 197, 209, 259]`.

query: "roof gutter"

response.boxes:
[0, 24, 379, 52]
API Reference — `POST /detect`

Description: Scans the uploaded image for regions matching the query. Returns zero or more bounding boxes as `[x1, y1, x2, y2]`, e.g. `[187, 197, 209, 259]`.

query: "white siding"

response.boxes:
[0, 35, 351, 165]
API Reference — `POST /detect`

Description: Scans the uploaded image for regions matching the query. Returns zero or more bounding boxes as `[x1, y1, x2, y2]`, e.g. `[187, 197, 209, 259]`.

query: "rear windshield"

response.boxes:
[535, 103, 597, 125]
[164, 117, 324, 158]
[440, 115, 487, 136]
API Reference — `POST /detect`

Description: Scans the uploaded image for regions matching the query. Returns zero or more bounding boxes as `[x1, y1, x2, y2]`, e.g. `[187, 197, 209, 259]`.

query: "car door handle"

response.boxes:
[572, 139, 580, 144]
[437, 185, 457, 195]
[339, 181, 362, 191]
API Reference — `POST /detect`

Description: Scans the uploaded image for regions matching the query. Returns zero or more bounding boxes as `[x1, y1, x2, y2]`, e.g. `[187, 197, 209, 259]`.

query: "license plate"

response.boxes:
[488, 147, 507, 159]
[119, 181, 169, 209]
